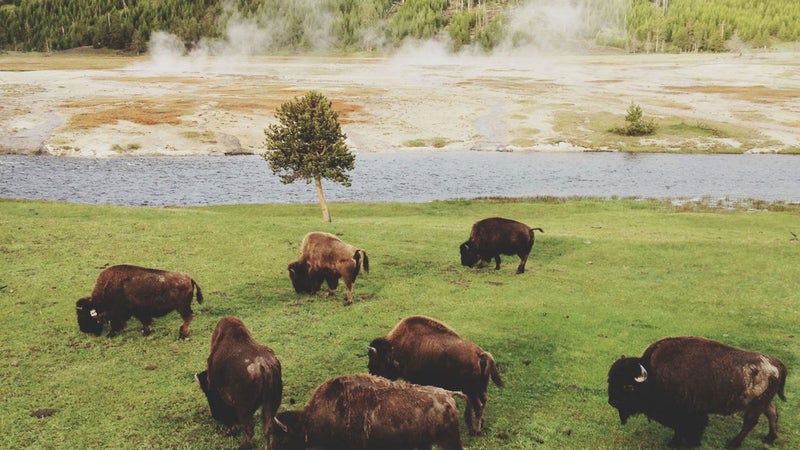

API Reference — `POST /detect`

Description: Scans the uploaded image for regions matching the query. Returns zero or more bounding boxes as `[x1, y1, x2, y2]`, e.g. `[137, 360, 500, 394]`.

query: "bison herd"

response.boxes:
[72, 217, 788, 449]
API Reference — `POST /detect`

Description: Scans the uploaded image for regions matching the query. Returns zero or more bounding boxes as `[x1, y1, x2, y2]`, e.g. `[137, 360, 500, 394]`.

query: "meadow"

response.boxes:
[0, 198, 798, 449]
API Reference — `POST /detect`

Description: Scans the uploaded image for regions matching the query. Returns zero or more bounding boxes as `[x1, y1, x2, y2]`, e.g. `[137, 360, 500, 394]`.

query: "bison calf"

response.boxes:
[367, 315, 503, 435]
[288, 232, 369, 306]
[271, 374, 464, 450]
[75, 264, 203, 339]
[608, 336, 787, 448]
[459, 217, 543, 274]
[196, 316, 282, 450]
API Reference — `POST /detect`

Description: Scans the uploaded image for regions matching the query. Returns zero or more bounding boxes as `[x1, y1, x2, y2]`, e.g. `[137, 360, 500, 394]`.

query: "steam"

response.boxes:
[132, 0, 627, 72]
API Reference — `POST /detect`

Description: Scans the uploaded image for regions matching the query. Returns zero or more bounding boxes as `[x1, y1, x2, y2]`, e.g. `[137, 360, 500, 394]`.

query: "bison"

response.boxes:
[75, 264, 203, 339]
[607, 336, 787, 448]
[196, 316, 283, 450]
[288, 232, 369, 306]
[459, 217, 543, 274]
[270, 374, 465, 450]
[367, 315, 503, 435]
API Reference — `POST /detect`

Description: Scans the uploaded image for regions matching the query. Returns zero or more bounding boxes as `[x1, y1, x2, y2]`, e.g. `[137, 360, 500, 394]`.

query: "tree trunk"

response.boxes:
[315, 177, 331, 222]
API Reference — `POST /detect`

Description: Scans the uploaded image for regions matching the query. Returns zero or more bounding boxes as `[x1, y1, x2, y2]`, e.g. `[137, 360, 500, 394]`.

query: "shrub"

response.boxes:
[612, 102, 657, 136]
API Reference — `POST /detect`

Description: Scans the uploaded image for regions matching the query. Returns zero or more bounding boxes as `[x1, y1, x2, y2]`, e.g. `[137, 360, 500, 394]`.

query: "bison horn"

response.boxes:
[634, 364, 648, 383]
[273, 416, 289, 433]
[367, 346, 376, 355]
[89, 309, 98, 318]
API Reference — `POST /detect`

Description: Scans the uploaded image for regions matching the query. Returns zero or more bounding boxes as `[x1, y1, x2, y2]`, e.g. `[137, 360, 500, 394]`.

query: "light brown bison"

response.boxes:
[271, 374, 464, 450]
[196, 316, 283, 450]
[288, 232, 369, 306]
[459, 217, 543, 274]
[608, 336, 787, 448]
[75, 264, 203, 339]
[367, 315, 503, 435]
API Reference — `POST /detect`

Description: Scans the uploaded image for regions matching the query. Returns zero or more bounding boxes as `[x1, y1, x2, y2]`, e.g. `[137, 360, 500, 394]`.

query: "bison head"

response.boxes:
[288, 260, 325, 294]
[459, 241, 479, 267]
[607, 356, 649, 425]
[271, 411, 306, 450]
[75, 298, 103, 336]
[195, 370, 237, 426]
[367, 338, 402, 380]
[288, 260, 315, 294]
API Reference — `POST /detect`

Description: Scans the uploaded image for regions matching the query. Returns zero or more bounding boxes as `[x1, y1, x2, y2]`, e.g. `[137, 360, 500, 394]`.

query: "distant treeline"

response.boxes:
[1, 0, 798, 54]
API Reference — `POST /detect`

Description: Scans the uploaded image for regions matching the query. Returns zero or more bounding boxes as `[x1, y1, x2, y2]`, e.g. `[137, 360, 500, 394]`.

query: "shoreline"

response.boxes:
[1, 52, 799, 157]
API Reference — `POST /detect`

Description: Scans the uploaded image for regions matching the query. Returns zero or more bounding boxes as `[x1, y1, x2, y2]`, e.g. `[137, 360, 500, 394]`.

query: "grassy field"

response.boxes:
[1, 198, 798, 449]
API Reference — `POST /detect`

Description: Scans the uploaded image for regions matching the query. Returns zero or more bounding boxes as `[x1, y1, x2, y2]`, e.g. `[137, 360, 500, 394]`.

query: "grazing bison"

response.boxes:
[75, 264, 203, 339]
[367, 315, 503, 435]
[196, 316, 283, 450]
[459, 217, 543, 274]
[271, 374, 464, 450]
[288, 232, 369, 306]
[607, 336, 787, 448]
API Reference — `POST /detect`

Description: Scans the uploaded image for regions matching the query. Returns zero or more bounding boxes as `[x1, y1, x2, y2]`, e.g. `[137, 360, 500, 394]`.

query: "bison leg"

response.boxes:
[107, 318, 127, 338]
[493, 255, 501, 270]
[177, 303, 194, 340]
[669, 413, 707, 448]
[178, 313, 193, 340]
[516, 253, 529, 274]
[325, 273, 339, 296]
[728, 405, 766, 448]
[137, 316, 153, 336]
[763, 402, 779, 444]
[239, 417, 254, 450]
[464, 394, 485, 435]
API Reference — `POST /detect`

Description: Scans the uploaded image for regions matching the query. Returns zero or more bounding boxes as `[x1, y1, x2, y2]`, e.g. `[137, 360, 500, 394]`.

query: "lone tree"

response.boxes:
[263, 91, 355, 222]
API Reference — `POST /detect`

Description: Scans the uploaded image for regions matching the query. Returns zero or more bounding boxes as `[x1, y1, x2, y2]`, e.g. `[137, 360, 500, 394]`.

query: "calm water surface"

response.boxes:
[1, 152, 799, 206]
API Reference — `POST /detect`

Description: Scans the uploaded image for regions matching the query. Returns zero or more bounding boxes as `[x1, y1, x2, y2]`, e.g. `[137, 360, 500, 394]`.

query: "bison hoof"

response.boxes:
[762, 433, 778, 444]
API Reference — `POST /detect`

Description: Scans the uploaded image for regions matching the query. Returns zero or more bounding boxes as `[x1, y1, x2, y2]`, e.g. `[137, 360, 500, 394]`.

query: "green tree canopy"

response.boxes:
[263, 91, 355, 222]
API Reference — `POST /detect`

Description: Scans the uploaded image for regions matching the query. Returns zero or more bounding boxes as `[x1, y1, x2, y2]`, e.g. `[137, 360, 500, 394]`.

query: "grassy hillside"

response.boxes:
[1, 198, 798, 449]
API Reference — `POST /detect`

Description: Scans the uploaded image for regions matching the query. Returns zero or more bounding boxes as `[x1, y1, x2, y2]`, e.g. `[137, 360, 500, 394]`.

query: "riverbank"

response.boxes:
[1, 51, 799, 157]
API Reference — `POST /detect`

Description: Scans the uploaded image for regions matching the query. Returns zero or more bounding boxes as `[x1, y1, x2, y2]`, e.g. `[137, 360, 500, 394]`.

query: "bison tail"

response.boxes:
[353, 250, 369, 275]
[361, 250, 369, 273]
[530, 227, 544, 234]
[778, 362, 787, 402]
[192, 279, 204, 304]
[480, 352, 504, 388]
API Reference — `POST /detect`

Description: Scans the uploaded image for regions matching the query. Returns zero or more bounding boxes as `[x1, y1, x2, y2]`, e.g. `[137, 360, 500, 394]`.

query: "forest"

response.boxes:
[1, 0, 799, 54]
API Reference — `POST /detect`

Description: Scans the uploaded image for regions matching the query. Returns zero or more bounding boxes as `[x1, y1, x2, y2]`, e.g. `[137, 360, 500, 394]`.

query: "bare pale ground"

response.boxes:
[1, 51, 799, 157]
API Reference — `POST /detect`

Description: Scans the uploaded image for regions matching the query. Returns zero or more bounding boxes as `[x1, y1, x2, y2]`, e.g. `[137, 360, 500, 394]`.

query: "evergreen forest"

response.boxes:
[1, 0, 799, 54]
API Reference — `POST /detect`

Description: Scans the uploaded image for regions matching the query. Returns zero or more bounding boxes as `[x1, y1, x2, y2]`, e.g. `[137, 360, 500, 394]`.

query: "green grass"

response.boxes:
[1, 198, 798, 449]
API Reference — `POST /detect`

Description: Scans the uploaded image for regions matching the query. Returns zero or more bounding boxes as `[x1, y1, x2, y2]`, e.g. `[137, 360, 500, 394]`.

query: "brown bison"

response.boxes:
[271, 374, 464, 450]
[196, 316, 283, 450]
[367, 315, 503, 435]
[75, 264, 203, 339]
[608, 336, 787, 448]
[459, 217, 543, 274]
[288, 232, 369, 306]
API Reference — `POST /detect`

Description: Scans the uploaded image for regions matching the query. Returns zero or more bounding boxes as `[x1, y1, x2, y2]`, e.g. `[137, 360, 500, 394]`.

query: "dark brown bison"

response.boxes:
[271, 374, 464, 450]
[608, 336, 787, 448]
[75, 264, 203, 339]
[459, 217, 543, 274]
[196, 316, 283, 450]
[367, 315, 503, 435]
[288, 232, 369, 306]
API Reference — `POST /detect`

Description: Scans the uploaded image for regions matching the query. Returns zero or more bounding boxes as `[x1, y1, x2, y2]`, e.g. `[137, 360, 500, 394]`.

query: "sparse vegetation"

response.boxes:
[611, 102, 657, 136]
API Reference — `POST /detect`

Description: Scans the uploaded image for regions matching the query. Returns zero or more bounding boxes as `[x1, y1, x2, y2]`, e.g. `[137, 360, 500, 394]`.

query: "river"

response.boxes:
[1, 152, 799, 206]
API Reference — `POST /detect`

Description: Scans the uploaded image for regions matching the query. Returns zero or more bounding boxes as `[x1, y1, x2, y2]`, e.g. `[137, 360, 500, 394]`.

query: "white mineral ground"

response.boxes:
[1, 50, 799, 157]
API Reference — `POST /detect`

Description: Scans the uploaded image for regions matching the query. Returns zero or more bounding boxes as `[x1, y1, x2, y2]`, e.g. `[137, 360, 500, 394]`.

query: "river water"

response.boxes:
[1, 152, 799, 206]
